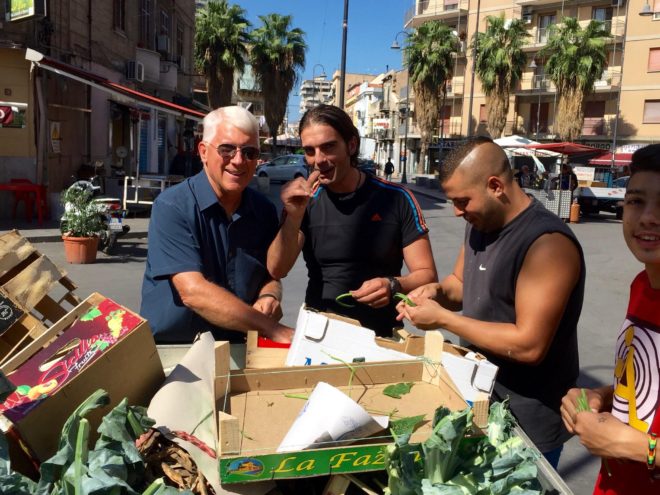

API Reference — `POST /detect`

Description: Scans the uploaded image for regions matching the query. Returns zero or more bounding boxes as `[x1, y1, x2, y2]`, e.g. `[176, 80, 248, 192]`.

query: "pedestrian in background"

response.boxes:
[384, 157, 395, 181]
[561, 144, 660, 495]
[268, 104, 437, 337]
[396, 137, 584, 467]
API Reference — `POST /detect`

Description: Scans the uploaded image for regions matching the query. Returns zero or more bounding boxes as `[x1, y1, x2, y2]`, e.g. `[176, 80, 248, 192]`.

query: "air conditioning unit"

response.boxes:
[522, 13, 533, 24]
[126, 60, 144, 82]
[157, 35, 171, 54]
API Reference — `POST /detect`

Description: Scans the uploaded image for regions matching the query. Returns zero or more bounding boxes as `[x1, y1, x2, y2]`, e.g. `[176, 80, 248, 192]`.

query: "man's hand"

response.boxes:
[262, 323, 295, 344]
[406, 282, 441, 302]
[561, 387, 607, 433]
[573, 412, 631, 458]
[253, 296, 283, 321]
[280, 170, 320, 220]
[395, 297, 447, 330]
[351, 277, 391, 308]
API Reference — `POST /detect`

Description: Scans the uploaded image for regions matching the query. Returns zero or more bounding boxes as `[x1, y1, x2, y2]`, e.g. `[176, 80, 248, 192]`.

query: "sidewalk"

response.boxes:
[0, 217, 151, 243]
[0, 174, 447, 243]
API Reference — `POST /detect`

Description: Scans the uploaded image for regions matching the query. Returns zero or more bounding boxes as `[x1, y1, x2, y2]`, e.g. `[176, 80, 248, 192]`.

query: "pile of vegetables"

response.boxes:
[0, 389, 188, 495]
[385, 401, 542, 495]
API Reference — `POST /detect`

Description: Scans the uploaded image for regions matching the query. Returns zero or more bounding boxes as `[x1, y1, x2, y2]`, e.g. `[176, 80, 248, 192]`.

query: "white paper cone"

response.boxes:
[277, 382, 388, 452]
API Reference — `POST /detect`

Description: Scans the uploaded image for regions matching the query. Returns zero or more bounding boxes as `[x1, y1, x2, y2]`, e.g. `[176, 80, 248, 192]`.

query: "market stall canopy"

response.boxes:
[263, 133, 301, 147]
[524, 142, 601, 156]
[494, 135, 560, 157]
[24, 49, 205, 121]
[494, 135, 537, 147]
[588, 151, 633, 166]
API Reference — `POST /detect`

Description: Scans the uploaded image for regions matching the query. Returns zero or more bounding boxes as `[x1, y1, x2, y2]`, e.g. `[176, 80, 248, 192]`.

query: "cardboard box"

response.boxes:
[215, 335, 471, 483]
[0, 293, 164, 465]
[285, 305, 413, 366]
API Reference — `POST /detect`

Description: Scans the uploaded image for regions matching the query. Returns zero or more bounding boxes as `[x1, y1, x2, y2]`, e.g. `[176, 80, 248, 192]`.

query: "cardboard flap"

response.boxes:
[472, 360, 498, 393]
[302, 312, 329, 341]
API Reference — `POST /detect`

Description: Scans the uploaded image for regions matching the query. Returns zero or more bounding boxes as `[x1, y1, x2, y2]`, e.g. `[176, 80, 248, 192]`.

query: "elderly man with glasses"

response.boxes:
[141, 106, 294, 344]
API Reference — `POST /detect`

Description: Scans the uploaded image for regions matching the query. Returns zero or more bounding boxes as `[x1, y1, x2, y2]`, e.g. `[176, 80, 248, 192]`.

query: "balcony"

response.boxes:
[405, 0, 469, 28]
[518, 74, 556, 93]
[446, 76, 464, 96]
[581, 18, 625, 42]
[593, 69, 622, 91]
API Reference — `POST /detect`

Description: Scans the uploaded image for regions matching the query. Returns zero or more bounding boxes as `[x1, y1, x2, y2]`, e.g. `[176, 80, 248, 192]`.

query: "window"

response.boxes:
[655, 0, 660, 20]
[139, 0, 152, 49]
[592, 7, 613, 33]
[582, 101, 605, 135]
[113, 0, 125, 32]
[160, 10, 170, 36]
[643, 100, 660, 123]
[176, 24, 184, 59]
[479, 104, 487, 123]
[650, 48, 660, 72]
[538, 14, 555, 43]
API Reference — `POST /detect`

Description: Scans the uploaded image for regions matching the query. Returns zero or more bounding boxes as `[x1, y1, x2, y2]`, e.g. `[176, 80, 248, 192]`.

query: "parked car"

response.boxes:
[357, 158, 377, 175]
[256, 154, 309, 183]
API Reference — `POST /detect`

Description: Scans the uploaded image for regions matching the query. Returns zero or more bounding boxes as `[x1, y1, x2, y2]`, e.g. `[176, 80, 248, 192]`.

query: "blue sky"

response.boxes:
[236, 0, 412, 122]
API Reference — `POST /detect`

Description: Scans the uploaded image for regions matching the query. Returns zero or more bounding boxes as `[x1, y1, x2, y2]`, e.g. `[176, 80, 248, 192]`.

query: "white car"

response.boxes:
[256, 155, 309, 183]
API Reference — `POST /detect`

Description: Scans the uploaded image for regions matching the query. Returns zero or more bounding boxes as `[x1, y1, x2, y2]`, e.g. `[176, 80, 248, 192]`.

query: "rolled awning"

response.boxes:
[588, 151, 633, 166]
[25, 48, 205, 121]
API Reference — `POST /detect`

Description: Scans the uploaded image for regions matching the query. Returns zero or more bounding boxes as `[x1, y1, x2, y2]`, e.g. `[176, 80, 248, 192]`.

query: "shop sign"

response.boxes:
[8, 0, 46, 22]
[373, 119, 390, 129]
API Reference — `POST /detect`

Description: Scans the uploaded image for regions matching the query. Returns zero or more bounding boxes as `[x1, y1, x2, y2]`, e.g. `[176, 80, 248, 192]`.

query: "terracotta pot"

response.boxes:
[62, 236, 99, 264]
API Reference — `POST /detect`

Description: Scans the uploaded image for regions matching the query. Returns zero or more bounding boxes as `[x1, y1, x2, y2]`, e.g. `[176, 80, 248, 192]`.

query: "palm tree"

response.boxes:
[473, 15, 530, 139]
[194, 1, 251, 109]
[540, 17, 611, 141]
[405, 20, 458, 174]
[250, 14, 306, 147]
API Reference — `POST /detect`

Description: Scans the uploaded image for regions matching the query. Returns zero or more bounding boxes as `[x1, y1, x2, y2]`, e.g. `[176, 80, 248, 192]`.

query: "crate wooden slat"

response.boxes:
[0, 230, 81, 367]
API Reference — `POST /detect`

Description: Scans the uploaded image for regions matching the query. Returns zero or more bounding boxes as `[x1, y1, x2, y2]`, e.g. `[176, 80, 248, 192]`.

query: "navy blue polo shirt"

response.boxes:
[140, 171, 279, 343]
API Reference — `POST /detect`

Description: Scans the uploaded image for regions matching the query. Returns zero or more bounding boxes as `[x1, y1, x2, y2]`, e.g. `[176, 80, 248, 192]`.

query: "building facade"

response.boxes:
[398, 0, 660, 175]
[0, 0, 197, 217]
[299, 76, 333, 114]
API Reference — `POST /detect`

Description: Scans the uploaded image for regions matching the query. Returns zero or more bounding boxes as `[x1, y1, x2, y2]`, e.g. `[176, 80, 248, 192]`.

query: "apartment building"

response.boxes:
[0, 0, 198, 216]
[401, 0, 659, 172]
[299, 76, 333, 114]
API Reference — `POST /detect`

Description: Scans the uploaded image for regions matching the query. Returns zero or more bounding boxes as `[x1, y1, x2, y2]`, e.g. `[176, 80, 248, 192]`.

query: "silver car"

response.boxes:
[256, 155, 309, 183]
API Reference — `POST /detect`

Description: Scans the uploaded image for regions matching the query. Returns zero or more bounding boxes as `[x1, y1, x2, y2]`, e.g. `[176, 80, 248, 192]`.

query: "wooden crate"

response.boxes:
[0, 230, 80, 367]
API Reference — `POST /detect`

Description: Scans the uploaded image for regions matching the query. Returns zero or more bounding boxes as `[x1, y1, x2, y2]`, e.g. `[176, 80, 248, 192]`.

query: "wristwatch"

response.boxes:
[386, 276, 401, 300]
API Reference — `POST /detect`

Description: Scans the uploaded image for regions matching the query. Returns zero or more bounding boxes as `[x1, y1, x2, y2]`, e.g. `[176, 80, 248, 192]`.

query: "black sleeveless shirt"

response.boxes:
[462, 198, 584, 452]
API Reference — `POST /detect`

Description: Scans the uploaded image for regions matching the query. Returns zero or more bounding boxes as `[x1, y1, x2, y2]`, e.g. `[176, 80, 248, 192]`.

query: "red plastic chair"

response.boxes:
[10, 178, 36, 222]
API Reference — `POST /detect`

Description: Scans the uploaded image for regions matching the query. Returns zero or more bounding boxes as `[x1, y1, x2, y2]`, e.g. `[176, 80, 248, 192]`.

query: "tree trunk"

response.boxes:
[206, 66, 234, 109]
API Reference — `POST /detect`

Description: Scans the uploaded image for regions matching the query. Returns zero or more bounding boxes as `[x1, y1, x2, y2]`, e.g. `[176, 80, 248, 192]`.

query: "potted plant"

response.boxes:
[60, 183, 105, 264]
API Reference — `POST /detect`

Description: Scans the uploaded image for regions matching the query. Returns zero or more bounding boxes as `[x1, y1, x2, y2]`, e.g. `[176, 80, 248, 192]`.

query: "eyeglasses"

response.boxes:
[210, 143, 260, 161]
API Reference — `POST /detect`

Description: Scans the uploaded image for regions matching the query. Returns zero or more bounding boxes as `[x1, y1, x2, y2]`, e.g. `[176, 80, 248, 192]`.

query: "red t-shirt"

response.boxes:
[593, 271, 660, 495]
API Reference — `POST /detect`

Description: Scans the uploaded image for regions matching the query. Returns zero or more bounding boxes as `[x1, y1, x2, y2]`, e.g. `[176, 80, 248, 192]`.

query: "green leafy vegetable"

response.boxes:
[384, 383, 415, 399]
[384, 401, 542, 495]
[1, 389, 183, 495]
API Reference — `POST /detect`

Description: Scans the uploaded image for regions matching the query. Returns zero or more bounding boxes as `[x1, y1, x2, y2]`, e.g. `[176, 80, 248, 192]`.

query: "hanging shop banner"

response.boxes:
[9, 0, 46, 22]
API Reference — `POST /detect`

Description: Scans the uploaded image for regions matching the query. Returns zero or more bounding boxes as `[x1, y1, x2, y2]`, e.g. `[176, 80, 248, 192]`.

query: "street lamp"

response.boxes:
[466, 0, 482, 137]
[391, 30, 410, 184]
[639, 1, 653, 15]
[312, 63, 327, 106]
[339, 0, 349, 108]
[528, 59, 541, 140]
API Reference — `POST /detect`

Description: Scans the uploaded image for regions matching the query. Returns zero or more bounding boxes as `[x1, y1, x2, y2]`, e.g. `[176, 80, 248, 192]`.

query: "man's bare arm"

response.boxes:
[172, 271, 293, 342]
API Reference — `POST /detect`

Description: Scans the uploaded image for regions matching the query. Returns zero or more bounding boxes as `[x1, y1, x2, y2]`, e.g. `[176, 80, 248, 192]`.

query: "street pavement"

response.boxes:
[0, 177, 640, 495]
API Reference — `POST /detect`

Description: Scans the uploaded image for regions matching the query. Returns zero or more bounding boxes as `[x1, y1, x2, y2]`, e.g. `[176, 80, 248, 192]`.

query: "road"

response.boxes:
[29, 183, 641, 495]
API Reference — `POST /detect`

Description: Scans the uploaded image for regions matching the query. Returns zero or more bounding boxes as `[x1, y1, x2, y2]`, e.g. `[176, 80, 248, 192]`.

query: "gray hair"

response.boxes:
[202, 106, 259, 142]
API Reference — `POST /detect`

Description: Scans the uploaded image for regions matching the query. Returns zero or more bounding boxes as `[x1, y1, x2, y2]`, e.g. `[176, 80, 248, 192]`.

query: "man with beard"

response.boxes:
[267, 105, 437, 337]
[396, 137, 585, 467]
